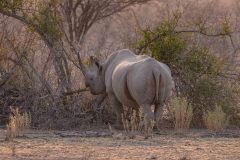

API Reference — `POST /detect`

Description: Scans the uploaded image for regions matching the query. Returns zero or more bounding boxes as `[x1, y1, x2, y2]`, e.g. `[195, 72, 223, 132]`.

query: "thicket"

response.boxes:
[134, 16, 240, 127]
[0, 0, 151, 129]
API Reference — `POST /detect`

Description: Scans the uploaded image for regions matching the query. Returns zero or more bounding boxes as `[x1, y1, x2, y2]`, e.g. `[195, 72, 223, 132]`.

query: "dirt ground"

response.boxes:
[0, 128, 240, 160]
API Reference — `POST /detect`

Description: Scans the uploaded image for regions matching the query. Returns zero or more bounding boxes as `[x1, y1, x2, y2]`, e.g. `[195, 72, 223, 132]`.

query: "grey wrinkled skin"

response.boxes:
[84, 49, 174, 129]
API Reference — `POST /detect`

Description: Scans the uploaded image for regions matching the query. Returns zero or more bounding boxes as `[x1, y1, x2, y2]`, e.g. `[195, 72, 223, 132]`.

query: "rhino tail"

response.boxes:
[153, 69, 161, 104]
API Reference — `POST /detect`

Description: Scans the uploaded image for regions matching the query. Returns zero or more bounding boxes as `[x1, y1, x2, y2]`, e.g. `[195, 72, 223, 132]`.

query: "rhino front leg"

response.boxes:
[93, 93, 107, 110]
[108, 94, 124, 129]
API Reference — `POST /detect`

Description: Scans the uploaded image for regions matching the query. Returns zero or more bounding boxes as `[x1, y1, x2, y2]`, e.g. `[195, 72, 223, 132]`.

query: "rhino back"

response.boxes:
[126, 59, 161, 105]
[110, 58, 156, 106]
[113, 58, 173, 106]
[104, 49, 136, 93]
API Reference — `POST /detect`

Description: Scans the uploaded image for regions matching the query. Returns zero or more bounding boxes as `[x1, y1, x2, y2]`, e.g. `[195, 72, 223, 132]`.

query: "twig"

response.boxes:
[63, 88, 89, 96]
[37, 88, 89, 99]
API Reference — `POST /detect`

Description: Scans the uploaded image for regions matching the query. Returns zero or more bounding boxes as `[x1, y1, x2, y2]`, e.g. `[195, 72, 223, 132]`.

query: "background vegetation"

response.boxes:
[134, 16, 240, 127]
[0, 0, 239, 129]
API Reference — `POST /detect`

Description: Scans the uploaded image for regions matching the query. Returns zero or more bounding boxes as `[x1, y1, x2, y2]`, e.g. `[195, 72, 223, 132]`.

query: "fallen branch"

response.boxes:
[36, 88, 89, 99]
[63, 88, 89, 96]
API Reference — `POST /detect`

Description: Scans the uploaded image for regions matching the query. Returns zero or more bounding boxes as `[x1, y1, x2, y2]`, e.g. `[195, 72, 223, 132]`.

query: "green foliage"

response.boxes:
[0, 0, 63, 43]
[0, 0, 23, 12]
[221, 17, 231, 35]
[136, 19, 186, 66]
[183, 48, 222, 75]
[29, 0, 63, 42]
[191, 77, 238, 124]
[134, 17, 239, 127]
[135, 20, 223, 76]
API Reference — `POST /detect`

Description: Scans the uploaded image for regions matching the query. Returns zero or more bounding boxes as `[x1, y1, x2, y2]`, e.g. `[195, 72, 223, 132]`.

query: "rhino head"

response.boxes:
[83, 56, 106, 95]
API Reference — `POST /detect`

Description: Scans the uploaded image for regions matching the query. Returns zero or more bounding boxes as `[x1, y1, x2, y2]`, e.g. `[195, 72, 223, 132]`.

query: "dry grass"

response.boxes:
[168, 97, 193, 132]
[5, 116, 17, 141]
[203, 105, 228, 133]
[5, 108, 32, 141]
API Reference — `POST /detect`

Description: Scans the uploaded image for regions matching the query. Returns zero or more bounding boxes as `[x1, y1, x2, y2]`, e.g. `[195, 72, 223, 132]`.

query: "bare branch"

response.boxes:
[137, 29, 233, 54]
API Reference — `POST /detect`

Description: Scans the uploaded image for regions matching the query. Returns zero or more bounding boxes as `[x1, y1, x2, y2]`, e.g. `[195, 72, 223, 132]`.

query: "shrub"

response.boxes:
[5, 108, 32, 141]
[203, 105, 228, 133]
[168, 97, 193, 132]
[134, 16, 239, 127]
[5, 115, 17, 141]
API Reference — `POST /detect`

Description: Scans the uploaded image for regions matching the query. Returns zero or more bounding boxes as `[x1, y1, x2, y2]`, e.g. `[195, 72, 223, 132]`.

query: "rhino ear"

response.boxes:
[95, 61, 100, 68]
[90, 56, 95, 64]
[90, 56, 100, 68]
[99, 65, 103, 73]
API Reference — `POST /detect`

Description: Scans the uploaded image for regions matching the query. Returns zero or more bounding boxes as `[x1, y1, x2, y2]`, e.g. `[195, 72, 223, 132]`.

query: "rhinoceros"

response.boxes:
[80, 49, 174, 129]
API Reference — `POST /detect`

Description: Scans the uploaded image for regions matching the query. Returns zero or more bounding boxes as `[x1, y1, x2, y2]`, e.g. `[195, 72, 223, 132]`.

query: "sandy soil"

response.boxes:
[0, 129, 239, 160]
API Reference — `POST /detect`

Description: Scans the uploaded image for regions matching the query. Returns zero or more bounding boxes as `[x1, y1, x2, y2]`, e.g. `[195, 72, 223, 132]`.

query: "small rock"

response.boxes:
[147, 155, 158, 160]
[179, 156, 190, 160]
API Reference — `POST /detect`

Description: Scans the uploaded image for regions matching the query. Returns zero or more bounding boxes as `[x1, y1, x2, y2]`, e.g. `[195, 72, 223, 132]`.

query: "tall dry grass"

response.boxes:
[5, 108, 32, 141]
[203, 105, 228, 133]
[168, 97, 193, 132]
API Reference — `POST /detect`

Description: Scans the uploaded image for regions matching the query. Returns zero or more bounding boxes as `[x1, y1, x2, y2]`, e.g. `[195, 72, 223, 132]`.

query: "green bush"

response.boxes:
[134, 17, 239, 127]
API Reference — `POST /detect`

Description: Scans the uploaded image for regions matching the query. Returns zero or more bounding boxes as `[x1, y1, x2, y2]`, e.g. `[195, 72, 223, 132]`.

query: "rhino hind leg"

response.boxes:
[154, 103, 164, 130]
[108, 94, 124, 129]
[142, 104, 154, 137]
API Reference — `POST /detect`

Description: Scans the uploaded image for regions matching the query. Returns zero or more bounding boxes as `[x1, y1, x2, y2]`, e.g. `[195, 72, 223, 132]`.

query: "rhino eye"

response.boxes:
[90, 78, 93, 81]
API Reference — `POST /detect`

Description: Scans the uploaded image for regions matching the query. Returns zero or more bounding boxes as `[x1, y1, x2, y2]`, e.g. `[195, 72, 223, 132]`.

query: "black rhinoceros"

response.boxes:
[81, 49, 174, 129]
